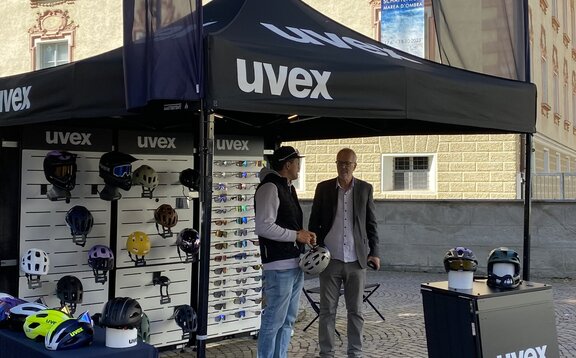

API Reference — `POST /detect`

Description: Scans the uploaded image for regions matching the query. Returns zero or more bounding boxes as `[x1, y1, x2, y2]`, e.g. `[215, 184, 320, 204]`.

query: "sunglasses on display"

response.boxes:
[213, 303, 226, 310]
[233, 297, 247, 304]
[214, 314, 226, 322]
[235, 267, 248, 273]
[234, 310, 246, 318]
[235, 278, 248, 284]
[252, 310, 262, 316]
[233, 289, 249, 296]
[237, 205, 253, 212]
[215, 243, 229, 250]
[235, 216, 255, 225]
[233, 253, 248, 260]
[213, 230, 228, 238]
[249, 298, 263, 304]
[214, 160, 235, 166]
[214, 255, 227, 262]
[251, 287, 263, 293]
[212, 290, 226, 298]
[213, 194, 229, 203]
[213, 172, 228, 178]
[213, 208, 235, 214]
[234, 229, 248, 237]
[251, 275, 262, 282]
[213, 279, 226, 286]
[236, 183, 258, 190]
[113, 164, 132, 178]
[213, 219, 228, 226]
[214, 183, 227, 191]
[250, 239, 259, 246]
[237, 194, 254, 202]
[234, 240, 248, 248]
[214, 268, 227, 274]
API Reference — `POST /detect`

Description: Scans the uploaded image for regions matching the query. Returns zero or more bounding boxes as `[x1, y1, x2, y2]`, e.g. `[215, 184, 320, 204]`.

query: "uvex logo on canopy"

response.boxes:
[0, 86, 31, 113]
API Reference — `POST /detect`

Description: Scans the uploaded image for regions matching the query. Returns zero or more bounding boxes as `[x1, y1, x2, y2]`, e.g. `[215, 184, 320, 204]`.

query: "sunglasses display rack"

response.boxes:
[207, 156, 264, 339]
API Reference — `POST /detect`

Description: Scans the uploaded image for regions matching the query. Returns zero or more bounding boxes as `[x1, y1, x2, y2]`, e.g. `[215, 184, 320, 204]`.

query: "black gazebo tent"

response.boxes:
[0, 0, 536, 356]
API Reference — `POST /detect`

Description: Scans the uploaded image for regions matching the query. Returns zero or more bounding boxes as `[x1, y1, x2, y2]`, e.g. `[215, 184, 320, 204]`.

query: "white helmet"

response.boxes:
[299, 246, 331, 275]
[20, 248, 50, 275]
[10, 302, 48, 316]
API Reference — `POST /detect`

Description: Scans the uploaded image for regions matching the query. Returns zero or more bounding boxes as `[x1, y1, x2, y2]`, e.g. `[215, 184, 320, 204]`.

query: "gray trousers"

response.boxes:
[318, 259, 366, 358]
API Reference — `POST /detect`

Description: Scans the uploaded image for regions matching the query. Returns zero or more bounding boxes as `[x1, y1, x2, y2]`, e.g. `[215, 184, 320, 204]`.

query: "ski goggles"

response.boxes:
[112, 164, 132, 178]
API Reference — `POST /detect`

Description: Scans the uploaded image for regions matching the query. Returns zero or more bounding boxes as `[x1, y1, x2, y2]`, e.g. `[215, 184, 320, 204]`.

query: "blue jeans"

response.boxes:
[257, 268, 304, 358]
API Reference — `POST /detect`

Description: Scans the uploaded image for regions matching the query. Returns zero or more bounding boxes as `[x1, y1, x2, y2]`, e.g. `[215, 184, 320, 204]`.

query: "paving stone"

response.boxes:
[159, 271, 576, 357]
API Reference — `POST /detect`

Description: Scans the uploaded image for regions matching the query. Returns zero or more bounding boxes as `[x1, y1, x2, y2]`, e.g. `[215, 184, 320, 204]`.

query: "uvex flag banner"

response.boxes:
[432, 0, 526, 80]
[123, 0, 203, 110]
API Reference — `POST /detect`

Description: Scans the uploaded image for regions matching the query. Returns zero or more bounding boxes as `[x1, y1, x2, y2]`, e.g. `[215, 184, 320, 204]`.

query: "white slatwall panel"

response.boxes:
[114, 264, 192, 347]
[19, 150, 110, 312]
[115, 154, 194, 347]
[207, 155, 262, 339]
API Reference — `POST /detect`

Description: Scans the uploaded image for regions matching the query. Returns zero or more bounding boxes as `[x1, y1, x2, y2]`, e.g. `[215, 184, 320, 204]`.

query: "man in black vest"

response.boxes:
[255, 146, 316, 358]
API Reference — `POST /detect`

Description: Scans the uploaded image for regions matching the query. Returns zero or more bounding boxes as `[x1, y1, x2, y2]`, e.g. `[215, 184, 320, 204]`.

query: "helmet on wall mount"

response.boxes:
[56, 275, 83, 314]
[20, 248, 50, 289]
[43, 150, 77, 201]
[132, 164, 159, 199]
[299, 246, 331, 275]
[176, 228, 200, 262]
[487, 247, 522, 289]
[88, 245, 115, 284]
[98, 151, 137, 200]
[154, 204, 178, 238]
[443, 247, 478, 272]
[126, 231, 151, 266]
[179, 168, 200, 192]
[173, 304, 197, 338]
[65, 206, 94, 247]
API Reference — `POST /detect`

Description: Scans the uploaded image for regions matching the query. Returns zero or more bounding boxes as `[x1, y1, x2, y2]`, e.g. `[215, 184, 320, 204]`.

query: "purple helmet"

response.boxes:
[88, 245, 114, 284]
[0, 297, 27, 322]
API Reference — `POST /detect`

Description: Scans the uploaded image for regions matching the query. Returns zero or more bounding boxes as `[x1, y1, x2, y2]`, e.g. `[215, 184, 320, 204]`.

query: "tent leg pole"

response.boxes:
[522, 133, 532, 281]
[196, 108, 214, 358]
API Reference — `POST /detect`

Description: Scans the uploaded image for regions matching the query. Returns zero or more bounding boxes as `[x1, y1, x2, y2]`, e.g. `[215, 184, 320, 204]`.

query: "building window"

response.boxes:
[29, 9, 77, 71]
[37, 40, 69, 69]
[382, 155, 436, 192]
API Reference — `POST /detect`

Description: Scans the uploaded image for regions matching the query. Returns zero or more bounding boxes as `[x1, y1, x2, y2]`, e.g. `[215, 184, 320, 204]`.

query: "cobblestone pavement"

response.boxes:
[159, 271, 576, 357]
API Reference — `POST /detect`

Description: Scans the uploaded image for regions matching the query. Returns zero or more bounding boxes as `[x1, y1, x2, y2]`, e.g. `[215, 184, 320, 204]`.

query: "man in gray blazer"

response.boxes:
[308, 148, 380, 358]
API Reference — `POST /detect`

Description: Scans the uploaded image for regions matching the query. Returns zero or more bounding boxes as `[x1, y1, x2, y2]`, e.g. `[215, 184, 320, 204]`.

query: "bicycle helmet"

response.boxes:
[99, 151, 137, 191]
[443, 247, 478, 272]
[23, 309, 71, 340]
[173, 305, 198, 334]
[137, 312, 151, 343]
[0, 297, 27, 322]
[126, 231, 151, 266]
[0, 293, 13, 300]
[21, 249, 50, 287]
[100, 297, 143, 329]
[154, 204, 178, 238]
[179, 168, 200, 192]
[9, 302, 48, 317]
[45, 319, 94, 350]
[65, 206, 94, 247]
[56, 276, 83, 314]
[299, 246, 331, 275]
[88, 244, 115, 284]
[43, 150, 77, 191]
[487, 247, 522, 289]
[176, 228, 200, 262]
[133, 165, 159, 198]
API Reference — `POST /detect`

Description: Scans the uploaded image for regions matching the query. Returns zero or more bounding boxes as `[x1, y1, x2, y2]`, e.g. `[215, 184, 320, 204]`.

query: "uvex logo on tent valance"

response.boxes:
[0, 86, 31, 113]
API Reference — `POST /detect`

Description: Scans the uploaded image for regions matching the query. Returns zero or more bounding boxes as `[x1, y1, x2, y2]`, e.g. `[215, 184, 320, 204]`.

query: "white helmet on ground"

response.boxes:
[299, 246, 331, 275]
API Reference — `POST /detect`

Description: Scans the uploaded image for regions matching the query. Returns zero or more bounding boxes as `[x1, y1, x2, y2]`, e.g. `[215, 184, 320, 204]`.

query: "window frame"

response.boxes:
[381, 154, 437, 193]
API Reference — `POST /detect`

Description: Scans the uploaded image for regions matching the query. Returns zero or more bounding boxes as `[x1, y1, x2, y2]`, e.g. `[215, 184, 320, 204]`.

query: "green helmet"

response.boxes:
[137, 312, 151, 343]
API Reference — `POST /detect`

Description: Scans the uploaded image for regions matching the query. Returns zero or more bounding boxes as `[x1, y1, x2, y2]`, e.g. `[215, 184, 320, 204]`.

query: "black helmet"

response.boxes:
[176, 228, 200, 262]
[174, 305, 197, 334]
[487, 247, 522, 289]
[179, 168, 200, 191]
[43, 150, 77, 191]
[443, 247, 478, 272]
[56, 275, 83, 314]
[65, 206, 93, 247]
[100, 297, 142, 329]
[98, 151, 137, 191]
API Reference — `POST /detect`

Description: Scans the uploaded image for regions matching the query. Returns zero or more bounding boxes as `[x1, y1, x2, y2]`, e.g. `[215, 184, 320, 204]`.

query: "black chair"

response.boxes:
[302, 283, 385, 334]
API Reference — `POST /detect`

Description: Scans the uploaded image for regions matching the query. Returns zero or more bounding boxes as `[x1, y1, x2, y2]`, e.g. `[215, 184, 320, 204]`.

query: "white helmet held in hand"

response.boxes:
[299, 246, 331, 275]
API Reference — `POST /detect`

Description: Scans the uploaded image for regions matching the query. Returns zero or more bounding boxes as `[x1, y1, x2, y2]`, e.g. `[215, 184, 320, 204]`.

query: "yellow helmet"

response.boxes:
[126, 231, 151, 256]
[23, 309, 71, 340]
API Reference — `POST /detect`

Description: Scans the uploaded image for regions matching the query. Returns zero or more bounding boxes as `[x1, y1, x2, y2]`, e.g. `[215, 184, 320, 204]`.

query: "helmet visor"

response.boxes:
[446, 259, 477, 271]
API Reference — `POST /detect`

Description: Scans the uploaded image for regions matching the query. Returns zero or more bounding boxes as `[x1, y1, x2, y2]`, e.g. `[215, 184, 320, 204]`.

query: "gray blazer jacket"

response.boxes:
[308, 177, 380, 269]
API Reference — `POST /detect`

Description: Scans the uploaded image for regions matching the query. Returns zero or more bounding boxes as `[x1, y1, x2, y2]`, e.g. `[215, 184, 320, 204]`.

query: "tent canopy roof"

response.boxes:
[0, 0, 536, 141]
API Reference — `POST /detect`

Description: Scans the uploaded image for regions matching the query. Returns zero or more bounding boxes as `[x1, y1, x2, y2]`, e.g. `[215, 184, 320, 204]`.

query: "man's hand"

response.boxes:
[296, 230, 317, 246]
[367, 256, 380, 270]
